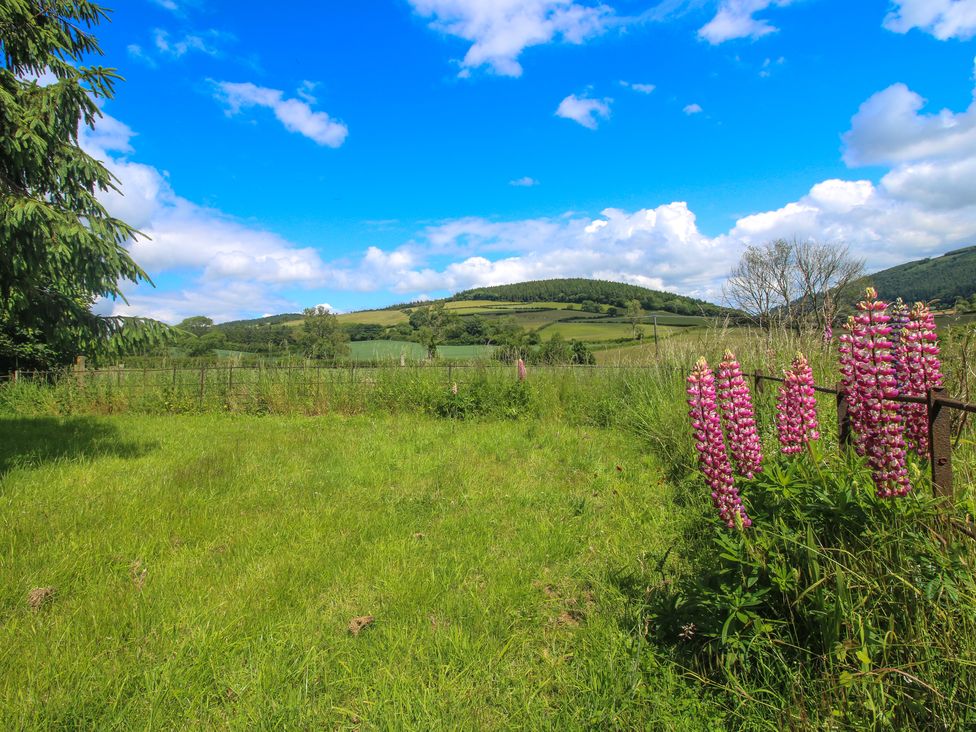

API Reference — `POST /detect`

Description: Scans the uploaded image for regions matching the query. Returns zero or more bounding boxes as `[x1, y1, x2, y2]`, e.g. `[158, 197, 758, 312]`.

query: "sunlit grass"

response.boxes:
[0, 413, 720, 729]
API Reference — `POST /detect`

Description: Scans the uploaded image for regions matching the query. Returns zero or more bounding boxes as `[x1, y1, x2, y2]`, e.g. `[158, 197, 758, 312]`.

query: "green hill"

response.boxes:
[867, 245, 976, 306]
[452, 278, 727, 316]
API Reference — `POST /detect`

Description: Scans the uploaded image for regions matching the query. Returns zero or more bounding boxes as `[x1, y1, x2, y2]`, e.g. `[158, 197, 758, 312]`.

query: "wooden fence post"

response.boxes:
[928, 388, 953, 500]
[836, 383, 852, 448]
[199, 366, 206, 407]
[753, 369, 763, 396]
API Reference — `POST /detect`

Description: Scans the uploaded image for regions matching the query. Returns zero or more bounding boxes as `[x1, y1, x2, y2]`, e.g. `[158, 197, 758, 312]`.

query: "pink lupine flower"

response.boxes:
[775, 352, 820, 454]
[839, 316, 866, 454]
[517, 358, 527, 381]
[716, 350, 763, 478]
[851, 288, 911, 498]
[822, 323, 833, 346]
[895, 302, 943, 456]
[687, 357, 751, 529]
[889, 298, 910, 385]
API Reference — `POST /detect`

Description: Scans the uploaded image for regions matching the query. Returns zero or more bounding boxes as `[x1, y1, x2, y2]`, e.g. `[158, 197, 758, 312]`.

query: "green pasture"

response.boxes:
[0, 414, 717, 729]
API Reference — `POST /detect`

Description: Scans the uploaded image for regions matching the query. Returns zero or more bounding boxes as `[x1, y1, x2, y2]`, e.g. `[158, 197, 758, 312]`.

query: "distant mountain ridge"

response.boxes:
[867, 245, 976, 306]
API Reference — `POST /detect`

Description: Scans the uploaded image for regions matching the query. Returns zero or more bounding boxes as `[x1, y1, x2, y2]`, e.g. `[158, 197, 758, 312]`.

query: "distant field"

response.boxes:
[336, 310, 409, 326]
[348, 340, 495, 361]
[483, 309, 604, 329]
[601, 314, 711, 327]
[540, 322, 661, 342]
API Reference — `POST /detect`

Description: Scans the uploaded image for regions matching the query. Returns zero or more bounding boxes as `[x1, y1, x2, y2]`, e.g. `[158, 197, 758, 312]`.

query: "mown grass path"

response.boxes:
[0, 415, 719, 729]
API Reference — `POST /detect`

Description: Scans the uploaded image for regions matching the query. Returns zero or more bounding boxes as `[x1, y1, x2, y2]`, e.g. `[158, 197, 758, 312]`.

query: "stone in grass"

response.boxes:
[27, 587, 56, 611]
[348, 615, 375, 636]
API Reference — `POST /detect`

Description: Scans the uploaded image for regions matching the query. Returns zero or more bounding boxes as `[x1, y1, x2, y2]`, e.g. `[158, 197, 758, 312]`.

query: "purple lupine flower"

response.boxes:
[895, 302, 943, 456]
[716, 350, 763, 478]
[851, 288, 911, 498]
[822, 323, 833, 347]
[775, 352, 820, 454]
[687, 357, 751, 529]
[839, 316, 866, 455]
[517, 358, 527, 381]
[889, 298, 910, 385]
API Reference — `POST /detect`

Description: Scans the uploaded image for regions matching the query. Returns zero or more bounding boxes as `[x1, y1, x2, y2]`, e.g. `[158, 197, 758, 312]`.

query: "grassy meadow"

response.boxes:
[2, 323, 975, 728]
[0, 413, 720, 729]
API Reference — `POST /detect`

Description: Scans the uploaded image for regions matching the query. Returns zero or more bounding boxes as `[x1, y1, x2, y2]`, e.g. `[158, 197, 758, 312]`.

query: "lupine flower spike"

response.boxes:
[889, 298, 910, 385]
[838, 316, 866, 455]
[687, 357, 751, 529]
[517, 358, 527, 382]
[775, 352, 820, 454]
[895, 302, 943, 456]
[822, 323, 833, 347]
[851, 288, 911, 498]
[716, 350, 763, 478]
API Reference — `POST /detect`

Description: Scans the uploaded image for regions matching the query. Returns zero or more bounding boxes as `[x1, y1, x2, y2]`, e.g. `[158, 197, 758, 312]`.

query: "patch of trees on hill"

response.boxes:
[866, 246, 976, 307]
[452, 278, 727, 316]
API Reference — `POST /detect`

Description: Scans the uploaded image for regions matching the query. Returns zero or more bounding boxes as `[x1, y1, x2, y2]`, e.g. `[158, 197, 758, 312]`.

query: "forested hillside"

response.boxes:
[868, 246, 976, 306]
[452, 278, 727, 315]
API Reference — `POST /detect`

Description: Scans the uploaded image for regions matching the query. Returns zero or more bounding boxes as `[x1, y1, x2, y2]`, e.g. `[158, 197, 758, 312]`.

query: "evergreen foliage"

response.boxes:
[0, 0, 165, 370]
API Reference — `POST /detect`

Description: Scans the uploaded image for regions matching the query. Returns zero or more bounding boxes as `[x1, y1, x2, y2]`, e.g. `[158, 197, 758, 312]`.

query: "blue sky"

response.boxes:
[85, 0, 976, 322]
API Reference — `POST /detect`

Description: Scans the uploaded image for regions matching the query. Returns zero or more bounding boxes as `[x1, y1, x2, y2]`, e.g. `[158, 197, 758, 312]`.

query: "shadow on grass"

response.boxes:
[0, 417, 155, 478]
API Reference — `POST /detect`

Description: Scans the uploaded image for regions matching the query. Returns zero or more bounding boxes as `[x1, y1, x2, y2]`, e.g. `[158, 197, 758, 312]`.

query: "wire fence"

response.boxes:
[3, 362, 974, 500]
[748, 370, 976, 501]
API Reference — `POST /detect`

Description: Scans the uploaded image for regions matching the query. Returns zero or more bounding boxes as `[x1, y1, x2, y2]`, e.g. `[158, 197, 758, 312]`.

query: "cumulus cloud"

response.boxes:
[407, 0, 613, 77]
[510, 176, 540, 187]
[883, 0, 976, 40]
[153, 28, 226, 58]
[80, 111, 333, 322]
[683, 103, 703, 115]
[556, 94, 612, 128]
[699, 0, 792, 44]
[215, 82, 349, 147]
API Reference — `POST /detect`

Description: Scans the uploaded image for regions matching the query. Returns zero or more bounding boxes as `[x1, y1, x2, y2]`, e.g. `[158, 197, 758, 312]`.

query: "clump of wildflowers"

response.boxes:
[775, 352, 820, 454]
[895, 302, 943, 456]
[851, 288, 911, 498]
[687, 357, 751, 529]
[517, 358, 527, 381]
[716, 350, 763, 478]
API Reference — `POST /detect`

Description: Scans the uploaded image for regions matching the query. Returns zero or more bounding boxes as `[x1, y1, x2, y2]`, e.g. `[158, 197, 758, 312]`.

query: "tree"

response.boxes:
[0, 1, 165, 370]
[408, 303, 456, 359]
[176, 316, 214, 337]
[725, 239, 864, 334]
[300, 306, 349, 360]
[625, 299, 643, 339]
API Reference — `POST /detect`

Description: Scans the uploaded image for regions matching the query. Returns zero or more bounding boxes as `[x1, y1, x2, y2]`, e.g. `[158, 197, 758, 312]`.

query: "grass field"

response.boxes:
[0, 414, 718, 729]
[540, 322, 653, 342]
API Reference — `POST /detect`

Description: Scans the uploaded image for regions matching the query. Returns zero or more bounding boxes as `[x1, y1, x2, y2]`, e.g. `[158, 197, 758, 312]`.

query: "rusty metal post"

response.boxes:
[836, 383, 852, 448]
[928, 388, 953, 500]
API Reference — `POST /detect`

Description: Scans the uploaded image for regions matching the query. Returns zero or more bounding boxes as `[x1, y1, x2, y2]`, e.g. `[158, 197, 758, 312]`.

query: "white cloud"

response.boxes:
[883, 0, 976, 40]
[151, 0, 179, 10]
[153, 28, 225, 58]
[842, 82, 976, 166]
[620, 80, 656, 94]
[556, 94, 612, 129]
[699, 0, 792, 44]
[407, 0, 613, 77]
[126, 44, 158, 68]
[215, 82, 349, 147]
[510, 176, 540, 187]
[683, 103, 703, 115]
